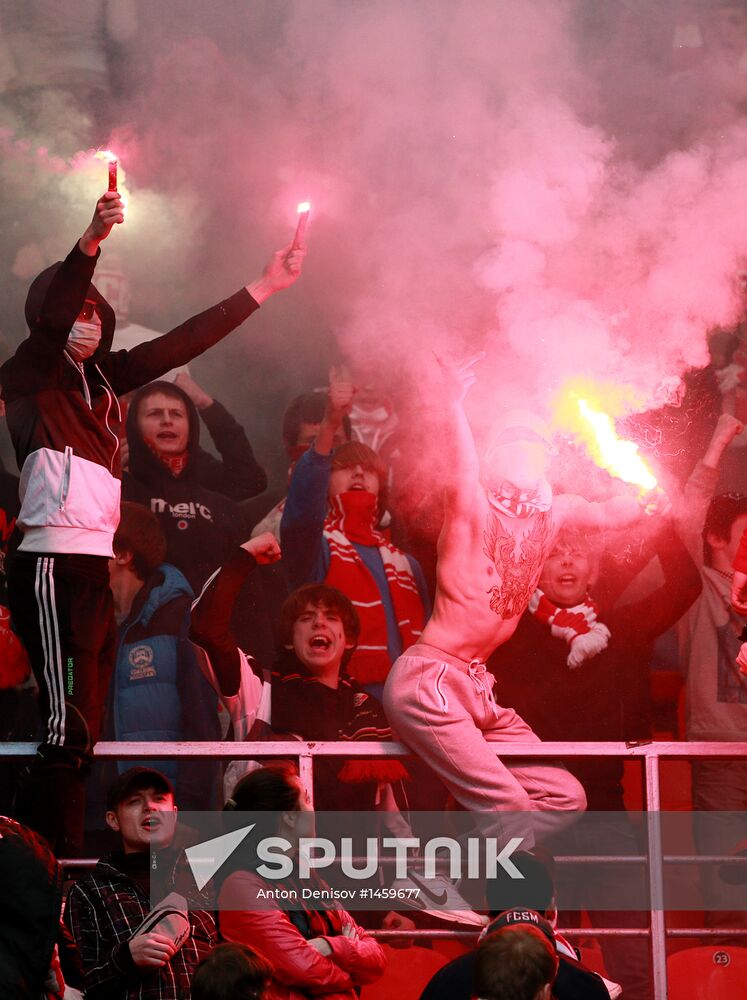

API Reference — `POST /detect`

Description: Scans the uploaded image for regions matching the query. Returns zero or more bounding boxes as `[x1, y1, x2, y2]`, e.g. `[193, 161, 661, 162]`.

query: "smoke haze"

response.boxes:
[2, 0, 747, 486]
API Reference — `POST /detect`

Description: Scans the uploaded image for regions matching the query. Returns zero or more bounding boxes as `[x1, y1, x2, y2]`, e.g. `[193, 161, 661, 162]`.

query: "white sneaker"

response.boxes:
[598, 975, 622, 999]
[389, 872, 488, 927]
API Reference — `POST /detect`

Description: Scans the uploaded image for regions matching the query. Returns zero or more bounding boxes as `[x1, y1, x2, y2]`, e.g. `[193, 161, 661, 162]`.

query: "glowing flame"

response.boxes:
[573, 397, 657, 491]
[95, 149, 118, 164]
[93, 148, 130, 210]
[297, 200, 311, 213]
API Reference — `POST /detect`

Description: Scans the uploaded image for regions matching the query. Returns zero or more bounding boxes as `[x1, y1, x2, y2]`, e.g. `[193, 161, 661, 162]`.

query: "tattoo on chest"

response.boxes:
[483, 509, 552, 619]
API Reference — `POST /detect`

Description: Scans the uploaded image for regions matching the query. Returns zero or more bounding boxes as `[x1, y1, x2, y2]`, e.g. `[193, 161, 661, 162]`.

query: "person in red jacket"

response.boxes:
[0, 189, 305, 857]
[218, 762, 386, 1000]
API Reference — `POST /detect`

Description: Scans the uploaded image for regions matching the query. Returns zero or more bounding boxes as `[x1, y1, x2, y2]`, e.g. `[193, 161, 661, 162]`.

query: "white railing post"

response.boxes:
[645, 748, 668, 1000]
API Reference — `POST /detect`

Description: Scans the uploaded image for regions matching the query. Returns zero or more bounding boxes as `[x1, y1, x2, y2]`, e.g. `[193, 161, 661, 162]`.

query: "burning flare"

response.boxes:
[292, 201, 311, 249]
[93, 149, 129, 209]
[559, 391, 657, 492]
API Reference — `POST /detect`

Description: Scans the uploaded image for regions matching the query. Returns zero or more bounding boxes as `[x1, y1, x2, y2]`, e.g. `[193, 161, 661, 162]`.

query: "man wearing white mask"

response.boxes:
[0, 189, 305, 857]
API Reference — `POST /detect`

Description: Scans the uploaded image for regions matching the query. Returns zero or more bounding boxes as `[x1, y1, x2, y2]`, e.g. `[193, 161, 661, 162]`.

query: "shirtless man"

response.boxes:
[383, 354, 647, 844]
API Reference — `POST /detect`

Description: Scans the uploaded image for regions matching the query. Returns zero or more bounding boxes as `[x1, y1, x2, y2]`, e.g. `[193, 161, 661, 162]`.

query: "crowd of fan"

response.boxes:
[1, 200, 747, 999]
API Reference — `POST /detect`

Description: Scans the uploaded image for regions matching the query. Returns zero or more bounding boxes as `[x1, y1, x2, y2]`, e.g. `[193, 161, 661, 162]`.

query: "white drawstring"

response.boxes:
[468, 659, 499, 718]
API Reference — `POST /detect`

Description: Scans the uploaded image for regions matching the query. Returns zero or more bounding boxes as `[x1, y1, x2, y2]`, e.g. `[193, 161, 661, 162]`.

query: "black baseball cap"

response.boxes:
[485, 850, 555, 916]
[106, 767, 174, 811]
[489, 908, 556, 949]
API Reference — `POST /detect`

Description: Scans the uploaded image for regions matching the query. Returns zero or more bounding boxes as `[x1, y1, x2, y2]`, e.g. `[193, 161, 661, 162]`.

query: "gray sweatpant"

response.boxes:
[383, 643, 586, 849]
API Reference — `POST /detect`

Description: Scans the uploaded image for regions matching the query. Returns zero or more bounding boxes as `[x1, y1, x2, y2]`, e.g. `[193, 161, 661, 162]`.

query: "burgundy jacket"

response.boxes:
[218, 869, 385, 1000]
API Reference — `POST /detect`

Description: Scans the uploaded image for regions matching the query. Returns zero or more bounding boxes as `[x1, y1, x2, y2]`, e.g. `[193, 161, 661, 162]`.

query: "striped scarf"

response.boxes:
[528, 588, 611, 668]
[324, 492, 425, 684]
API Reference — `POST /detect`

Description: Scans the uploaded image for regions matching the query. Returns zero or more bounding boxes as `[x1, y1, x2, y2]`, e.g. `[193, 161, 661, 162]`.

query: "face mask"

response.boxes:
[67, 320, 102, 362]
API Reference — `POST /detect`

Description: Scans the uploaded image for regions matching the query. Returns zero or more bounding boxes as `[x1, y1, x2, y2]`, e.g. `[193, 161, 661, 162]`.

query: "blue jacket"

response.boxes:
[110, 562, 221, 810]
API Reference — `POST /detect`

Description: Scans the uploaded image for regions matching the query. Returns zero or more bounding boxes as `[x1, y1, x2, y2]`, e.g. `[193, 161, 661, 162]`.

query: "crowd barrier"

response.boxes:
[3, 738, 747, 999]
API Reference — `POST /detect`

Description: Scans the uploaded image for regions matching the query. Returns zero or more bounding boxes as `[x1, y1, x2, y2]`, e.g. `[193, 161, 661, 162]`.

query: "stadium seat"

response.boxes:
[361, 944, 450, 999]
[667, 945, 747, 998]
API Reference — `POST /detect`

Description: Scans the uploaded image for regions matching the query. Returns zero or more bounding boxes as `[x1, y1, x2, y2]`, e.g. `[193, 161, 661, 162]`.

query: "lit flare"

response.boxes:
[95, 149, 118, 191]
[292, 201, 311, 249]
[574, 397, 657, 491]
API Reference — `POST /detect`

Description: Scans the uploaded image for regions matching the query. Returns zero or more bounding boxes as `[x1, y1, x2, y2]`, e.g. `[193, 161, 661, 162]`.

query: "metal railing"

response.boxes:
[4, 738, 747, 999]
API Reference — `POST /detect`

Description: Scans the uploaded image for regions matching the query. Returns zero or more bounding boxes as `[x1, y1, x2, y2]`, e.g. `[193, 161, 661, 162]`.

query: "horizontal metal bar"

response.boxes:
[3, 740, 747, 759]
[368, 927, 747, 940]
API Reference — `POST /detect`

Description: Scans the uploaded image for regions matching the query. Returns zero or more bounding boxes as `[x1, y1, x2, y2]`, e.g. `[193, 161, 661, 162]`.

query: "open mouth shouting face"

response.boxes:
[291, 603, 352, 675]
[137, 391, 190, 457]
[328, 462, 380, 499]
[538, 540, 593, 607]
[106, 787, 178, 853]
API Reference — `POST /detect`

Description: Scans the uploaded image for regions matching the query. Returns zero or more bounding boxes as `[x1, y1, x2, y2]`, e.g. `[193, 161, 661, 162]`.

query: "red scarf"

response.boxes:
[528, 588, 611, 668]
[324, 492, 425, 684]
[145, 439, 189, 477]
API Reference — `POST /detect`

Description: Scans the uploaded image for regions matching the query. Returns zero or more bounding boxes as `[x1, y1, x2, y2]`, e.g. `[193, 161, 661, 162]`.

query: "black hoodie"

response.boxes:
[123, 380, 250, 593]
[0, 242, 259, 556]
[123, 382, 278, 660]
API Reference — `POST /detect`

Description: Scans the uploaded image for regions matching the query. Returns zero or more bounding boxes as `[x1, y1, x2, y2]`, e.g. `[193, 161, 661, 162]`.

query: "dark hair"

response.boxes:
[278, 584, 360, 650]
[113, 502, 167, 579]
[136, 380, 187, 409]
[475, 928, 557, 1000]
[486, 851, 555, 917]
[191, 943, 271, 1000]
[282, 392, 352, 453]
[702, 493, 747, 565]
[331, 440, 389, 520]
[231, 762, 300, 810]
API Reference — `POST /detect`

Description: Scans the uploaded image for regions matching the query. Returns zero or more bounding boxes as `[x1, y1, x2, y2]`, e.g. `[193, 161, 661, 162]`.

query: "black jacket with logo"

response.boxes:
[122, 381, 249, 593]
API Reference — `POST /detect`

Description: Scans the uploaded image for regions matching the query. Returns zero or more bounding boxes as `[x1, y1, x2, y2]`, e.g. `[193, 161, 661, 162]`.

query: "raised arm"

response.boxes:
[555, 491, 646, 532]
[175, 373, 267, 500]
[103, 242, 306, 395]
[314, 364, 354, 456]
[13, 193, 124, 364]
[434, 352, 484, 518]
[280, 367, 350, 587]
[612, 515, 702, 642]
[190, 533, 280, 695]
[679, 413, 743, 560]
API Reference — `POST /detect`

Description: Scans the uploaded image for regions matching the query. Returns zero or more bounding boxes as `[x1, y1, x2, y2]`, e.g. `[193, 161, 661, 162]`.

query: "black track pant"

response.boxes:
[9, 552, 115, 857]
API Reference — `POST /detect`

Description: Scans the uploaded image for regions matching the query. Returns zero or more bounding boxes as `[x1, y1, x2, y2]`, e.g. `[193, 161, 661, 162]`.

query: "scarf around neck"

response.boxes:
[323, 492, 425, 684]
[528, 588, 611, 668]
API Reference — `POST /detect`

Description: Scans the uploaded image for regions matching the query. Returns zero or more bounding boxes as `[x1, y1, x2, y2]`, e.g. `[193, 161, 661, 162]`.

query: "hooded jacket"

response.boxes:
[122, 381, 250, 595]
[0, 242, 259, 556]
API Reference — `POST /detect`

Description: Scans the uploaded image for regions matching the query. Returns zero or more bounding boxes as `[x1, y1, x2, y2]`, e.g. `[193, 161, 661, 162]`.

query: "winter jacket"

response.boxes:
[219, 868, 385, 1000]
[0, 242, 259, 556]
[65, 850, 216, 1000]
[107, 562, 222, 810]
